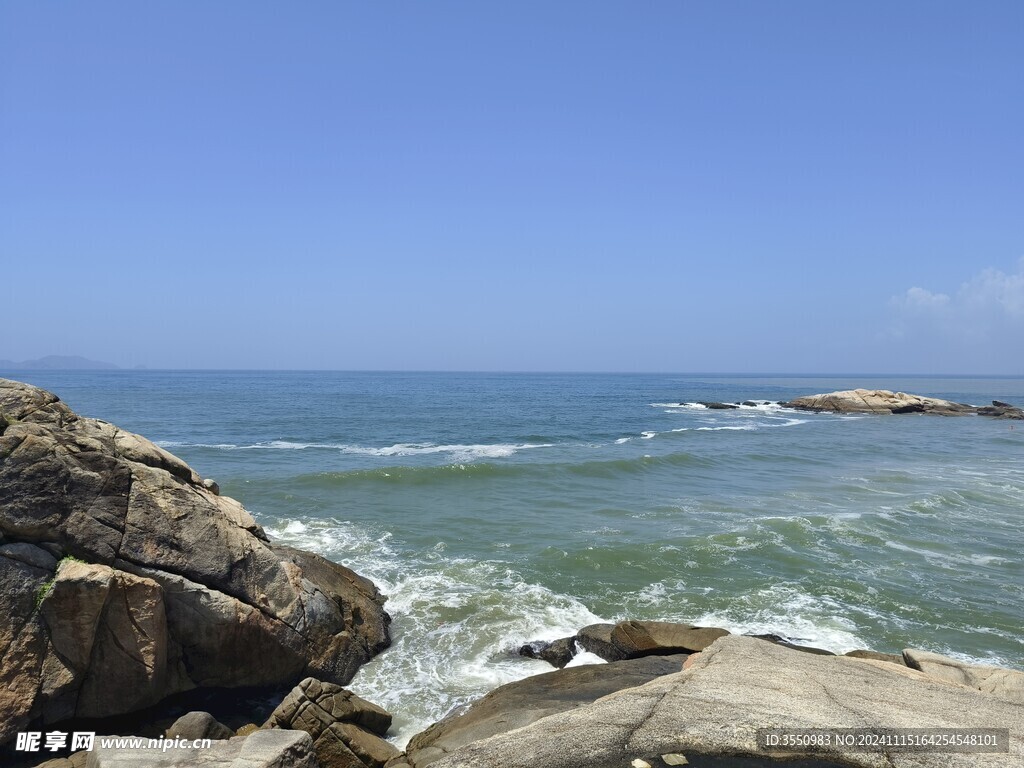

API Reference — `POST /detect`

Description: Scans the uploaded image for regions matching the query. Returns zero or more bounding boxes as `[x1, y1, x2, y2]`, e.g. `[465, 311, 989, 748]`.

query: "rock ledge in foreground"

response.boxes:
[424, 635, 1022, 768]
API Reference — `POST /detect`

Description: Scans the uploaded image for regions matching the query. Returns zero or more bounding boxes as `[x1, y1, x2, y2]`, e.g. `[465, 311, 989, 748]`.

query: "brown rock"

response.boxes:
[266, 677, 393, 737]
[328, 723, 401, 767]
[0, 378, 391, 746]
[574, 623, 624, 661]
[166, 711, 235, 741]
[266, 677, 396, 768]
[610, 620, 729, 658]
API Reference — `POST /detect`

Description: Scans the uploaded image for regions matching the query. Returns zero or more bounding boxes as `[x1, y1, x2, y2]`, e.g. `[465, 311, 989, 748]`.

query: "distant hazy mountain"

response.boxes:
[0, 355, 119, 370]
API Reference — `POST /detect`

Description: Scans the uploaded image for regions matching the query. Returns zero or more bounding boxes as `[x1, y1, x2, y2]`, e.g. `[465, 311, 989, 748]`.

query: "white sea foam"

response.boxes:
[337, 441, 557, 461]
[564, 649, 607, 667]
[692, 588, 868, 654]
[884, 541, 1009, 569]
[159, 439, 554, 461]
[265, 516, 605, 747]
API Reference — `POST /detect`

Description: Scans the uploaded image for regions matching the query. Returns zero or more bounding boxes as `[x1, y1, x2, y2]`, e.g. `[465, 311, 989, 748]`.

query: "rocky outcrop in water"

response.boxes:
[784, 389, 1024, 419]
[0, 378, 391, 747]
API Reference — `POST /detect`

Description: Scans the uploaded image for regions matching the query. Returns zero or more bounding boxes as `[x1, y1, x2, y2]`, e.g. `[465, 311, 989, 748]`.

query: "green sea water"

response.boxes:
[8, 370, 1022, 744]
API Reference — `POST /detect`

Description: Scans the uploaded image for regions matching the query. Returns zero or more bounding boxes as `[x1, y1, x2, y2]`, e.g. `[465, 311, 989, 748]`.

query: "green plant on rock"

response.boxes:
[34, 577, 56, 610]
[34, 555, 86, 610]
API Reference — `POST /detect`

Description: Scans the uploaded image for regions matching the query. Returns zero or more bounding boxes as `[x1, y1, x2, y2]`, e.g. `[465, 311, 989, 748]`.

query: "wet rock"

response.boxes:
[610, 620, 730, 658]
[976, 400, 1024, 419]
[517, 636, 576, 667]
[575, 623, 624, 661]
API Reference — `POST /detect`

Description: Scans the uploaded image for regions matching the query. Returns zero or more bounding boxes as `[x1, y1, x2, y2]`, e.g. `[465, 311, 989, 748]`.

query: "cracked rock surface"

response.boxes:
[422, 635, 1023, 768]
[0, 378, 391, 746]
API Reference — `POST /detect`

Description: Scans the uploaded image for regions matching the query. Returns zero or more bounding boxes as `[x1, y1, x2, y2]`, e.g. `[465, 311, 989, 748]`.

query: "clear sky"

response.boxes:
[2, 2, 1022, 373]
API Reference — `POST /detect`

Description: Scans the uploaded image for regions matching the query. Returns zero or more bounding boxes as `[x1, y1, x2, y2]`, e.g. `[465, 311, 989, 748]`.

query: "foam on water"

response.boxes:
[564, 649, 608, 667]
[159, 439, 555, 461]
[691, 587, 869, 654]
[339, 442, 555, 461]
[265, 516, 605, 747]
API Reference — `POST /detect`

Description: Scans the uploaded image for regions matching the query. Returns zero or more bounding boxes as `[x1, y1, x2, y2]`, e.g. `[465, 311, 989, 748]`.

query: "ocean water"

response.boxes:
[7, 371, 1023, 744]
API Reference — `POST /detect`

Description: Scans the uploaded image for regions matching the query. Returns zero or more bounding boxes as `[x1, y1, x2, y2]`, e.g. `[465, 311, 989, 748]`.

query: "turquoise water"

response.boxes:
[7, 371, 1023, 743]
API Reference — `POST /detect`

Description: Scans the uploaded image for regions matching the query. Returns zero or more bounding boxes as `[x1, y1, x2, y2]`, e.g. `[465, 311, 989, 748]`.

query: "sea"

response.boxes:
[6, 370, 1022, 745]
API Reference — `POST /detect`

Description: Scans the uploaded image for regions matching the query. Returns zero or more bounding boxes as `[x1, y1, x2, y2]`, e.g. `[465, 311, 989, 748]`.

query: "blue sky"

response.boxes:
[2, 2, 1022, 372]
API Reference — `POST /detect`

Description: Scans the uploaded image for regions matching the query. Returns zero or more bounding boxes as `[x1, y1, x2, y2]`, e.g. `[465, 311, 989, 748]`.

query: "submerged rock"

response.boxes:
[0, 378, 391, 747]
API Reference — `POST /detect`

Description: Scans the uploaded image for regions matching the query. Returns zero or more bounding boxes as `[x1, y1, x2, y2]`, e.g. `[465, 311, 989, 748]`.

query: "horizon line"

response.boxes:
[3, 368, 1024, 378]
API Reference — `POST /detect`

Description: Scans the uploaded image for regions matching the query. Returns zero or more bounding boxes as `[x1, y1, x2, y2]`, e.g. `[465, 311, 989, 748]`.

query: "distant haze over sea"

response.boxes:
[0, 355, 119, 370]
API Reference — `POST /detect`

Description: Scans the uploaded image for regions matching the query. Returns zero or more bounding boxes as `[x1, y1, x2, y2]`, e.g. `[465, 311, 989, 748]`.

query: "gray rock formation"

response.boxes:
[84, 729, 319, 767]
[264, 677, 399, 768]
[0, 378, 391, 746]
[420, 636, 1022, 768]
[903, 649, 1024, 704]
[396, 654, 686, 767]
[784, 389, 1024, 419]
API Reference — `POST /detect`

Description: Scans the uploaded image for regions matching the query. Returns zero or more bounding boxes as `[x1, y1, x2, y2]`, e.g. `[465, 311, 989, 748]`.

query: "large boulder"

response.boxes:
[397, 654, 687, 767]
[422, 635, 1022, 768]
[0, 378, 391, 746]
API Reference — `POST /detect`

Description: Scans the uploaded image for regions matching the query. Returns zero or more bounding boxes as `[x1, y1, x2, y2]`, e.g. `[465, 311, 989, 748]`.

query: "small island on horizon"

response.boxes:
[0, 355, 119, 371]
